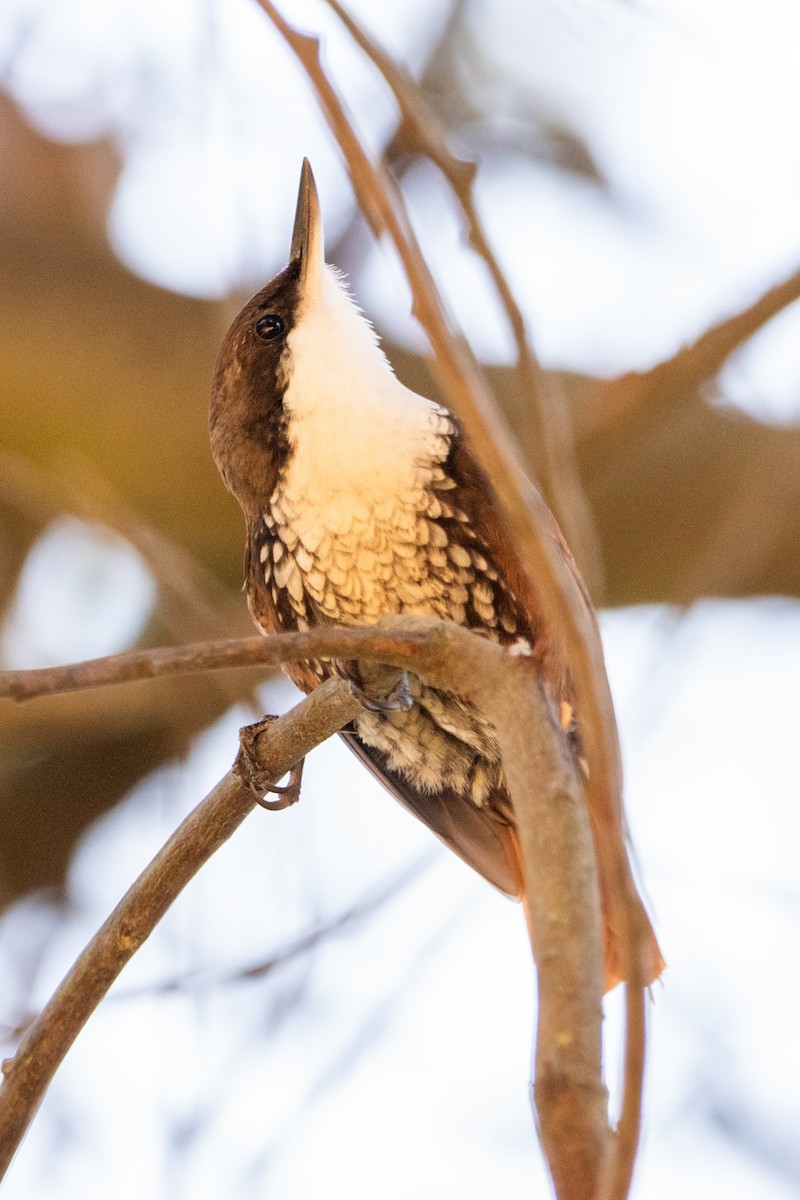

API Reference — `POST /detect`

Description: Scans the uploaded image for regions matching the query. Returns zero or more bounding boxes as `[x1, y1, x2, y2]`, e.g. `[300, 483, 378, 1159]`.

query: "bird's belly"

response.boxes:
[354, 676, 505, 808]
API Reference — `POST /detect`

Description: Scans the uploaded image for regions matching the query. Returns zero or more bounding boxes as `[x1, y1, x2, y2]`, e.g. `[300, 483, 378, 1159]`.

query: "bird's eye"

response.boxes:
[255, 314, 285, 341]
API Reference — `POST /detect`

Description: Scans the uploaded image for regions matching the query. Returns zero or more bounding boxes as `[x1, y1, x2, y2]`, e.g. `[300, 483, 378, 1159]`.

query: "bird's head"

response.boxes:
[210, 159, 391, 518]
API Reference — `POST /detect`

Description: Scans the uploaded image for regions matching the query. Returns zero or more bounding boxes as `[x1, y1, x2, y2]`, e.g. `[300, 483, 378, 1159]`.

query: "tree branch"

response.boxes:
[471, 655, 610, 1197]
[580, 263, 800, 442]
[321, 0, 604, 593]
[0, 618, 608, 1196]
[0, 623, 454, 702]
[0, 675, 362, 1180]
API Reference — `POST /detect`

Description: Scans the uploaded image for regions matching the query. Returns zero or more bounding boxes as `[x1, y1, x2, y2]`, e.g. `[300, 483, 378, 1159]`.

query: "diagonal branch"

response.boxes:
[322, 0, 603, 592]
[0, 675, 362, 1180]
[581, 264, 800, 441]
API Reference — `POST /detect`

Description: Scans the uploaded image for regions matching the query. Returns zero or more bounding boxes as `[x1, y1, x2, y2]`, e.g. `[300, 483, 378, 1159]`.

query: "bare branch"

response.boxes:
[0, 621, 455, 702]
[476, 656, 610, 1196]
[0, 675, 363, 1180]
[581, 264, 800, 442]
[322, 0, 604, 593]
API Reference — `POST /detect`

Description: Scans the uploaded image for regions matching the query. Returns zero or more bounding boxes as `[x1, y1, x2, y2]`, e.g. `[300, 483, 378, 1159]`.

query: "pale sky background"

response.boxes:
[1, 1, 799, 1197]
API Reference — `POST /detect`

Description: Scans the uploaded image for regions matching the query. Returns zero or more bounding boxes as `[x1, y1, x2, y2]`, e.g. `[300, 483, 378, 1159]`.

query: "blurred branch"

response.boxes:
[1, 849, 438, 1037]
[0, 616, 609, 1195]
[580, 264, 800, 442]
[322, 0, 604, 594]
[648, 264, 800, 394]
[0, 442, 254, 901]
[119, 849, 437, 999]
[0, 446, 245, 643]
[671, 438, 789, 602]
[58, 453, 247, 641]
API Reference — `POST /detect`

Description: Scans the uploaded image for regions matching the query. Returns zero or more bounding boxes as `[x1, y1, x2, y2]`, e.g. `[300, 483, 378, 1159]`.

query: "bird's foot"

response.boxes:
[351, 671, 414, 714]
[235, 715, 305, 810]
[333, 661, 414, 714]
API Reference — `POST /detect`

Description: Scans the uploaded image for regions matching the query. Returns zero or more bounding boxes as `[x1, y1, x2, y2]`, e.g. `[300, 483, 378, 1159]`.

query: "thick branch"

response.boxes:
[0, 676, 362, 1180]
[469, 659, 610, 1197]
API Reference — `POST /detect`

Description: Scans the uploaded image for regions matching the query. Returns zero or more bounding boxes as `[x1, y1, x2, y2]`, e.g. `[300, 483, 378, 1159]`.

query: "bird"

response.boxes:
[210, 159, 662, 990]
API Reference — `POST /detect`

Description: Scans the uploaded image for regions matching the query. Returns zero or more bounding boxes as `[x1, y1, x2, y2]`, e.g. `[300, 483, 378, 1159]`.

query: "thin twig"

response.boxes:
[0, 622, 452, 702]
[0, 676, 363, 1180]
[322, 0, 603, 592]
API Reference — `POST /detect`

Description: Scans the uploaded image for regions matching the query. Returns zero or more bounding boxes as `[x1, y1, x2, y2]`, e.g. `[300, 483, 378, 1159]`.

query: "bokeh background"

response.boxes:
[1, 1, 800, 1196]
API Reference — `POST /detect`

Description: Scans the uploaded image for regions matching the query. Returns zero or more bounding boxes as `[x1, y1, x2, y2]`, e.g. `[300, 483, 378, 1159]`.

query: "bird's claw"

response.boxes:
[335, 662, 417, 715]
[346, 670, 414, 714]
[235, 714, 305, 810]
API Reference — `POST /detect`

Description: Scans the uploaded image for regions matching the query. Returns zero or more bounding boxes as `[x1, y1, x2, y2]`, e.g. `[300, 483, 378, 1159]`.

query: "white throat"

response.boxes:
[280, 266, 446, 506]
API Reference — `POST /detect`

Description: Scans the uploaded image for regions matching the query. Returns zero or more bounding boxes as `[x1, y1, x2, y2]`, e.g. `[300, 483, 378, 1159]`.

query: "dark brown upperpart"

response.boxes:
[442, 423, 594, 699]
[209, 262, 302, 520]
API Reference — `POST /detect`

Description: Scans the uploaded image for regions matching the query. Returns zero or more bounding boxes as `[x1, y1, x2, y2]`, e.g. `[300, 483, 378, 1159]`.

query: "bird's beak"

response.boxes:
[290, 158, 324, 305]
